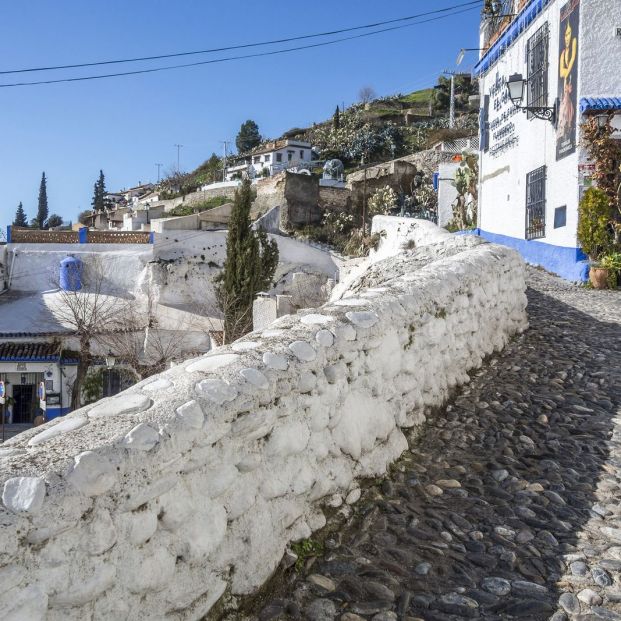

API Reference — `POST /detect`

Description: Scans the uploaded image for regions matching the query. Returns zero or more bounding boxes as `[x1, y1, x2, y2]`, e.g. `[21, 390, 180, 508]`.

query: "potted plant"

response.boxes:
[577, 187, 614, 288]
[601, 252, 621, 289]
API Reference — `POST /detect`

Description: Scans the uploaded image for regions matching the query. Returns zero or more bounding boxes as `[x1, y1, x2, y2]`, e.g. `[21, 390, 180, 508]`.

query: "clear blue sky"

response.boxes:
[0, 0, 481, 232]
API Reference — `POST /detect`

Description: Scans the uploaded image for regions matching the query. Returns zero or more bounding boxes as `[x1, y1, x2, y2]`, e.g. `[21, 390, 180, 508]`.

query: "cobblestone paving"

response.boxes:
[256, 269, 621, 621]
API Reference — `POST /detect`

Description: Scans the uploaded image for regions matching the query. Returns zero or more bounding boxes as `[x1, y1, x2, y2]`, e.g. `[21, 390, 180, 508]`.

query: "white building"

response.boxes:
[226, 139, 314, 180]
[475, 0, 621, 280]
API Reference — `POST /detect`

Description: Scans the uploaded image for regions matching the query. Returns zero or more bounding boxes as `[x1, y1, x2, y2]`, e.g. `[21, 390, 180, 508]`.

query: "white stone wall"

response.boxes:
[0, 220, 527, 621]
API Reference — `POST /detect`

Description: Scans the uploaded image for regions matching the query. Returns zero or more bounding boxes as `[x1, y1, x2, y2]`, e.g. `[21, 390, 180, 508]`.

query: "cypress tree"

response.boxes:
[216, 178, 278, 343]
[13, 202, 28, 227]
[91, 170, 107, 212]
[333, 105, 341, 131]
[37, 172, 49, 229]
[235, 120, 261, 153]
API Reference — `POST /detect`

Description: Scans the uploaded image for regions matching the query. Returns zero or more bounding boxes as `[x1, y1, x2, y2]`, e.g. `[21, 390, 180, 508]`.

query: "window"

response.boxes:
[264, 154, 271, 162]
[554, 206, 567, 228]
[525, 166, 546, 240]
[276, 153, 282, 163]
[526, 23, 549, 119]
[299, 150, 305, 159]
[287, 150, 294, 162]
[253, 156, 260, 164]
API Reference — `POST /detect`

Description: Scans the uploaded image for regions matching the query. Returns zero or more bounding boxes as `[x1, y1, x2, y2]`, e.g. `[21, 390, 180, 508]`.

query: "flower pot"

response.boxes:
[589, 266, 610, 289]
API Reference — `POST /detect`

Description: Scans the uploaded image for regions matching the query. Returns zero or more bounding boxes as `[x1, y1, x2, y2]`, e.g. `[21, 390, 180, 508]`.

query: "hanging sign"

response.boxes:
[38, 381, 47, 411]
[0, 381, 5, 405]
[556, 0, 580, 160]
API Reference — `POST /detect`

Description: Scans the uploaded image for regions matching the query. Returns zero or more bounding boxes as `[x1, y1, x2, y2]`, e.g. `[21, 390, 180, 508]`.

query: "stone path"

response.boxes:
[255, 268, 621, 621]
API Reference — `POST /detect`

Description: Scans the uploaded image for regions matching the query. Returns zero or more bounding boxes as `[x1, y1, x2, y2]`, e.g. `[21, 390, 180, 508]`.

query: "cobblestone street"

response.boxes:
[257, 269, 621, 621]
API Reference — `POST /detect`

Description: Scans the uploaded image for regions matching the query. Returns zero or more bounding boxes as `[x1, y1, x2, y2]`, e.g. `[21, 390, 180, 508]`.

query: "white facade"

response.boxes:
[226, 139, 313, 180]
[475, 0, 621, 280]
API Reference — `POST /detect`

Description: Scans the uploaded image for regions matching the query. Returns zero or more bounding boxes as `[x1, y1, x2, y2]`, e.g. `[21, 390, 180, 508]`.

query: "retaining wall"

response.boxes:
[0, 220, 527, 620]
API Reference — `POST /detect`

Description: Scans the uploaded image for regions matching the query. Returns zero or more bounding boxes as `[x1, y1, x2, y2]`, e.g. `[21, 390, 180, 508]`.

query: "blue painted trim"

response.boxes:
[580, 97, 621, 113]
[474, 0, 552, 77]
[149, 232, 155, 244]
[6, 225, 12, 243]
[46, 407, 72, 421]
[463, 228, 589, 281]
[78, 227, 88, 243]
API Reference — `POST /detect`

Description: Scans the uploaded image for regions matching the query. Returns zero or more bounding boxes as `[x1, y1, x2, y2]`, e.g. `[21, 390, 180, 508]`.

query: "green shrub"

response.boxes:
[577, 187, 614, 261]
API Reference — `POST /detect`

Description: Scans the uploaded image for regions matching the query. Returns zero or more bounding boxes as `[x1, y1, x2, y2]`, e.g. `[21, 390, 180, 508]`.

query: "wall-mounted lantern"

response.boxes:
[506, 73, 557, 124]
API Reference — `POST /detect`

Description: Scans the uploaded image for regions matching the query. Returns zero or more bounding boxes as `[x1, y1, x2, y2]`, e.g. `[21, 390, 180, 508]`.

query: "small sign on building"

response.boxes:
[38, 381, 47, 411]
[0, 381, 5, 405]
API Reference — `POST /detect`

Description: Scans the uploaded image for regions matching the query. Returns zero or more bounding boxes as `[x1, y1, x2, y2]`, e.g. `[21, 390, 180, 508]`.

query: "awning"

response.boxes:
[474, 0, 553, 77]
[580, 98, 621, 113]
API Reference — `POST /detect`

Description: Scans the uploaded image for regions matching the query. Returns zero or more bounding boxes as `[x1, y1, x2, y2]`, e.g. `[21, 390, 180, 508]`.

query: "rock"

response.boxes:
[175, 400, 205, 429]
[240, 368, 270, 390]
[289, 341, 317, 362]
[306, 598, 337, 621]
[436, 479, 461, 488]
[0, 585, 48, 621]
[122, 423, 160, 451]
[345, 311, 379, 329]
[2, 477, 46, 514]
[415, 562, 431, 576]
[482, 577, 511, 596]
[88, 392, 152, 418]
[301, 314, 335, 326]
[66, 451, 116, 496]
[425, 484, 443, 496]
[437, 592, 479, 617]
[578, 588, 603, 606]
[570, 560, 588, 576]
[558, 592, 580, 615]
[592, 566, 613, 587]
[592, 607, 621, 621]
[186, 353, 240, 373]
[345, 488, 361, 505]
[511, 580, 548, 599]
[316, 330, 335, 347]
[27, 415, 88, 446]
[308, 574, 336, 592]
[492, 469, 509, 482]
[263, 352, 289, 371]
[195, 378, 238, 404]
[142, 377, 173, 392]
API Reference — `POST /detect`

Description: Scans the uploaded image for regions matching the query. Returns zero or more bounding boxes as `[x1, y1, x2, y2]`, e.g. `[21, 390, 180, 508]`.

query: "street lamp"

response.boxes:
[506, 73, 557, 124]
[596, 113, 610, 129]
[104, 350, 116, 397]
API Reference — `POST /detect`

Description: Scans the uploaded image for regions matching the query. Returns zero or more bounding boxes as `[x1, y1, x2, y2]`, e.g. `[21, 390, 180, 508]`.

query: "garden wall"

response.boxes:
[0, 220, 527, 621]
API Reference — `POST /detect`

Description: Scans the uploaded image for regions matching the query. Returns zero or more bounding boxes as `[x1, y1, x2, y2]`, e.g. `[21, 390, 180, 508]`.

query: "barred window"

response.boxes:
[526, 166, 546, 240]
[526, 23, 549, 119]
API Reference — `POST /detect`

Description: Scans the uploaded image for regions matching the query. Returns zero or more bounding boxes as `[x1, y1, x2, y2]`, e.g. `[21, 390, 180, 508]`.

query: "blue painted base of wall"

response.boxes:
[46, 407, 72, 421]
[458, 229, 589, 282]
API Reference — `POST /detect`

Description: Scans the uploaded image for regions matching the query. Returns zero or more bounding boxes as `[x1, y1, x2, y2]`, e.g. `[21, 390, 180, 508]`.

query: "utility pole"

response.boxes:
[174, 144, 183, 172]
[220, 141, 231, 182]
[443, 70, 457, 129]
[155, 163, 163, 183]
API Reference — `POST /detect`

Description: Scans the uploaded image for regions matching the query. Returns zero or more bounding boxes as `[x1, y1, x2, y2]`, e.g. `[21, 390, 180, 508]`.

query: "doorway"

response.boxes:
[12, 385, 35, 424]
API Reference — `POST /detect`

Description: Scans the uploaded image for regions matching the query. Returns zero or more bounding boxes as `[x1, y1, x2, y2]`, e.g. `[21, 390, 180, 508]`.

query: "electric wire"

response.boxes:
[0, 5, 480, 88]
[0, 1, 482, 76]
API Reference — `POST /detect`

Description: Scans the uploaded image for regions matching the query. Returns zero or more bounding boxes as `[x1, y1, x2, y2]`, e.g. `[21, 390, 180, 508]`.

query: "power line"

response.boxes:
[0, 5, 481, 88]
[0, 1, 482, 76]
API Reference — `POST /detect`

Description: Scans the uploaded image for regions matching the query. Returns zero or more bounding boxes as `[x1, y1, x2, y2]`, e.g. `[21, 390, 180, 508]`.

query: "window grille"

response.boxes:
[525, 166, 546, 240]
[526, 23, 549, 120]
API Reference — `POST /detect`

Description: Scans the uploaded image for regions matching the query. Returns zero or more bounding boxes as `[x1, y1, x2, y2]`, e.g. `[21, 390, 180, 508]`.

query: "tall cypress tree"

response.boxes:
[91, 170, 107, 212]
[13, 202, 28, 227]
[216, 178, 278, 343]
[37, 172, 49, 229]
[333, 105, 341, 131]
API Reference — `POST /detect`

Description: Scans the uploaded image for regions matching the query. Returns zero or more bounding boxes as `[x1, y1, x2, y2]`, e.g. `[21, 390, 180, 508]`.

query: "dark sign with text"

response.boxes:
[556, 0, 580, 160]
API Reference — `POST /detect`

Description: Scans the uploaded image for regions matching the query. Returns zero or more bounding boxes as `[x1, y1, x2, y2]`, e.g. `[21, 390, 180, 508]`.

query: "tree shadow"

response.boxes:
[257, 286, 621, 620]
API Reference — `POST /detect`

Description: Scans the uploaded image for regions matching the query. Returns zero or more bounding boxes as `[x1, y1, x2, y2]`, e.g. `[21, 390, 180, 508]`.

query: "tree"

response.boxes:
[13, 202, 28, 227]
[358, 86, 377, 105]
[45, 214, 63, 229]
[235, 120, 261, 153]
[78, 210, 92, 225]
[216, 178, 278, 343]
[193, 153, 224, 186]
[333, 106, 341, 131]
[36, 172, 49, 229]
[91, 170, 108, 212]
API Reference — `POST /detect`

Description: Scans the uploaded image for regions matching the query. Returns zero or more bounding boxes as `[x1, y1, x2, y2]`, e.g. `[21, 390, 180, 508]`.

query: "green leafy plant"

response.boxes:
[601, 251, 621, 288]
[291, 538, 324, 572]
[577, 187, 615, 261]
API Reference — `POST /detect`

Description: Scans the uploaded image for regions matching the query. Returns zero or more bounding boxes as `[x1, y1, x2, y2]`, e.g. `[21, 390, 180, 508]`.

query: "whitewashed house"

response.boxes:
[475, 0, 621, 280]
[226, 139, 314, 180]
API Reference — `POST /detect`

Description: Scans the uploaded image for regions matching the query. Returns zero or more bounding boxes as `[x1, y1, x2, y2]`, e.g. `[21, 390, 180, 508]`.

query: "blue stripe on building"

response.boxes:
[457, 230, 589, 281]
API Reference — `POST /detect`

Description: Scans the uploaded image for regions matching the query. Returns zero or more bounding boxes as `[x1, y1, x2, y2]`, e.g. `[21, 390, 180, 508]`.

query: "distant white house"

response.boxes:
[225, 139, 315, 180]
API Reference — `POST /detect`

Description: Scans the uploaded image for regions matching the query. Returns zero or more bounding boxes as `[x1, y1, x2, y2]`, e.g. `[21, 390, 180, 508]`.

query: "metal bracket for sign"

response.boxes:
[517, 98, 558, 127]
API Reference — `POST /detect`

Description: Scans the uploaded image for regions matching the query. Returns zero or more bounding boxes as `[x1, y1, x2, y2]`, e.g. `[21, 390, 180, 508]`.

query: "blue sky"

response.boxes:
[0, 1, 481, 232]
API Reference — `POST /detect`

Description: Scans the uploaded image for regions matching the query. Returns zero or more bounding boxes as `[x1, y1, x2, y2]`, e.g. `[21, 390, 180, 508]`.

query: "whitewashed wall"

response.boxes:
[0, 220, 527, 621]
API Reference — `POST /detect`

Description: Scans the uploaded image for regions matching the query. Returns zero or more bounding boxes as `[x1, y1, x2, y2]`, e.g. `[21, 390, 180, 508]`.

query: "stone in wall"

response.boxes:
[0, 219, 527, 621]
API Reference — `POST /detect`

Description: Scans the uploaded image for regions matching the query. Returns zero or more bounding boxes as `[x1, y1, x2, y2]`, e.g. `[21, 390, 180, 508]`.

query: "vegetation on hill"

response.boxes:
[168, 196, 232, 217]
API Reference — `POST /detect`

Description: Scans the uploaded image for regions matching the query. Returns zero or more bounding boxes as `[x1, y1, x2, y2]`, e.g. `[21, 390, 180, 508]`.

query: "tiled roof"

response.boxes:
[0, 341, 76, 362]
[580, 98, 621, 113]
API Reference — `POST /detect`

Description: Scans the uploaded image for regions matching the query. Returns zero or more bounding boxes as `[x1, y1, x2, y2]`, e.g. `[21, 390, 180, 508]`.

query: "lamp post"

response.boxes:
[104, 350, 116, 397]
[506, 73, 557, 124]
